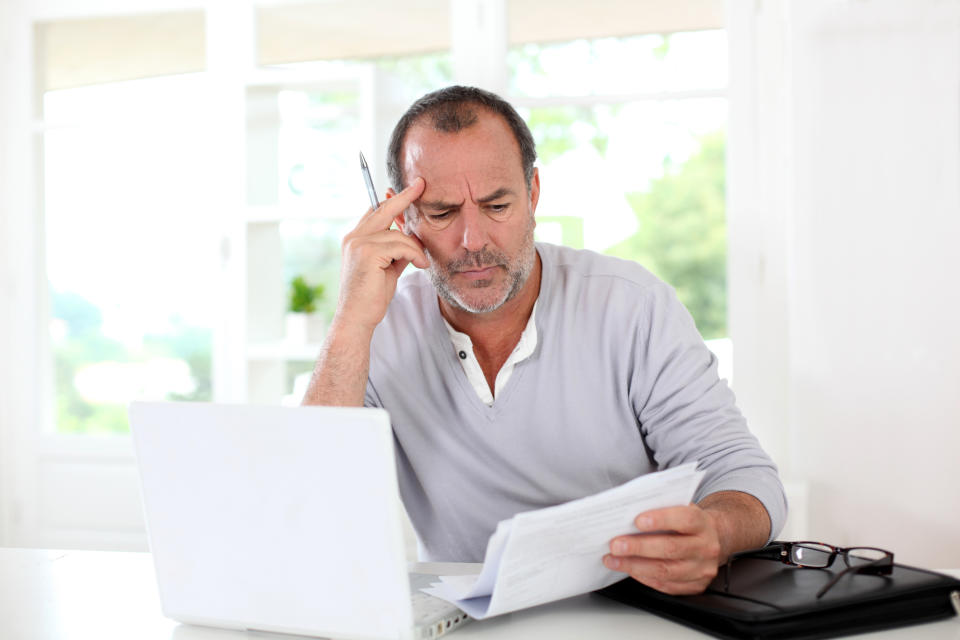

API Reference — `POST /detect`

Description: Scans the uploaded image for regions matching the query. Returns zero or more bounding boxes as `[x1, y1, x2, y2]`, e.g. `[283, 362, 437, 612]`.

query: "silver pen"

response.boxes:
[359, 151, 380, 210]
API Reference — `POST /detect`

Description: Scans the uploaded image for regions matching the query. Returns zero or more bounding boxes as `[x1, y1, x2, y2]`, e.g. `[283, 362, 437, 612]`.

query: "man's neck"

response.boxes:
[439, 252, 542, 383]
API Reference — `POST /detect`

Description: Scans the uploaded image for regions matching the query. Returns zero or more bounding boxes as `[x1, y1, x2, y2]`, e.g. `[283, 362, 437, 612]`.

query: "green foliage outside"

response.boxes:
[375, 53, 453, 97]
[51, 290, 212, 434]
[288, 275, 325, 313]
[525, 106, 613, 162]
[607, 131, 727, 339]
[144, 319, 212, 403]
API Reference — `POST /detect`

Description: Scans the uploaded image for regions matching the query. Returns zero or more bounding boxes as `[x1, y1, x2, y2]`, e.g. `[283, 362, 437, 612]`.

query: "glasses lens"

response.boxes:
[846, 548, 889, 567]
[791, 543, 834, 567]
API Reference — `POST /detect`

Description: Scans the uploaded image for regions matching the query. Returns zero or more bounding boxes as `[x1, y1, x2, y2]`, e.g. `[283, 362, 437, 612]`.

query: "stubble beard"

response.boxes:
[426, 218, 537, 314]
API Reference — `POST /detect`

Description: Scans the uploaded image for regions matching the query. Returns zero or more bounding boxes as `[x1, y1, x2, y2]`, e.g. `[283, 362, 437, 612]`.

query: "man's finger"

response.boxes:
[633, 504, 706, 535]
[363, 239, 429, 270]
[387, 258, 411, 280]
[604, 555, 709, 584]
[357, 177, 424, 232]
[361, 230, 428, 268]
[604, 555, 718, 594]
[609, 533, 700, 560]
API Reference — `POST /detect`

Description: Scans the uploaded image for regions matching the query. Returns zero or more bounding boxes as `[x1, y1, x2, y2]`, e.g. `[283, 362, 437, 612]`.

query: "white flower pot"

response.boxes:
[285, 312, 326, 344]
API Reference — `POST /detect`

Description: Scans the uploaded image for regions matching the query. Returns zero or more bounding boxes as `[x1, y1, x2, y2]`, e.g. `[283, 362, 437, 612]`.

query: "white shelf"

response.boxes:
[247, 341, 322, 361]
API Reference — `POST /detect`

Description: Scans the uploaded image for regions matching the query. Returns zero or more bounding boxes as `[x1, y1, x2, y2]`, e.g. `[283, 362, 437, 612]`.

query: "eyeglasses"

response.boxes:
[721, 541, 894, 599]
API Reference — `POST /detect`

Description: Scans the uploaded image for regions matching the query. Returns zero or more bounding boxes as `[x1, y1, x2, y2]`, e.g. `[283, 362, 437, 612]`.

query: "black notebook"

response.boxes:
[596, 556, 960, 640]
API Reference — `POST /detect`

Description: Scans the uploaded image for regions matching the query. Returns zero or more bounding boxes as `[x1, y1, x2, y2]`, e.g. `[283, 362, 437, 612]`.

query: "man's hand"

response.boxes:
[302, 177, 427, 407]
[336, 176, 428, 334]
[603, 491, 771, 595]
[603, 504, 723, 595]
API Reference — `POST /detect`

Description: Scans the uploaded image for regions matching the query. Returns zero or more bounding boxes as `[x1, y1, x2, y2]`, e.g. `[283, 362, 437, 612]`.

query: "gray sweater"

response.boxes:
[365, 242, 786, 562]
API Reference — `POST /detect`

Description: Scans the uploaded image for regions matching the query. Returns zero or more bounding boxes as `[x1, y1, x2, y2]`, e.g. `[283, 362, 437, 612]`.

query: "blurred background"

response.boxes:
[0, 0, 957, 568]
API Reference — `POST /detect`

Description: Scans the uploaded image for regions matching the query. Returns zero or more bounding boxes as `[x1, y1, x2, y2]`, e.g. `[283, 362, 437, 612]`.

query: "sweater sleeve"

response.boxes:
[629, 282, 787, 542]
[364, 378, 383, 408]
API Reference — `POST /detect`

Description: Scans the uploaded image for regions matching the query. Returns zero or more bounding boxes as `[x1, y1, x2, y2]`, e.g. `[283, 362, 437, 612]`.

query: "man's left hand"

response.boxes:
[603, 504, 723, 595]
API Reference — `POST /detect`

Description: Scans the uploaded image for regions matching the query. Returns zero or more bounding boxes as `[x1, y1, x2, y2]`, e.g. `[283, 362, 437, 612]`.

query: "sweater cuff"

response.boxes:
[694, 470, 788, 545]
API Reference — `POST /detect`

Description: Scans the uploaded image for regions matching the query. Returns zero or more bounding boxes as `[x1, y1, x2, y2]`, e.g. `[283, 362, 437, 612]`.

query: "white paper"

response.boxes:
[421, 462, 703, 619]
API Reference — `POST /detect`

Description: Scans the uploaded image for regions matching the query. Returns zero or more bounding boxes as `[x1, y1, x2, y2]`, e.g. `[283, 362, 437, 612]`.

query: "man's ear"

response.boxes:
[529, 167, 541, 217]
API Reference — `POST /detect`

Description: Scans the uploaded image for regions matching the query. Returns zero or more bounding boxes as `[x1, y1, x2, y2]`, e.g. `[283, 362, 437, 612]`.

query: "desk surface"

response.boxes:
[0, 549, 957, 640]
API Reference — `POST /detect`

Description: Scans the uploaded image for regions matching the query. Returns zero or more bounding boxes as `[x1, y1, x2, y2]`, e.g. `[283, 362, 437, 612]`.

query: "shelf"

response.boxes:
[247, 341, 322, 361]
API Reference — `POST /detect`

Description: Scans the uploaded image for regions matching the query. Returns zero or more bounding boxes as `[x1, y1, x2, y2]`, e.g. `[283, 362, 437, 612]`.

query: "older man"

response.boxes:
[303, 85, 786, 596]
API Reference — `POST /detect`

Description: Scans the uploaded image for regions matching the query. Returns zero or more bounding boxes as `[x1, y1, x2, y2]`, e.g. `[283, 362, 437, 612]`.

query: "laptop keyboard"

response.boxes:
[409, 574, 470, 638]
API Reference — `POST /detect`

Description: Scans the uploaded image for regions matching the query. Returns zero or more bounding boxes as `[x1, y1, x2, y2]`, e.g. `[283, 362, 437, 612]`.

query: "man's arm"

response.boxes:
[303, 321, 377, 407]
[301, 178, 427, 407]
[699, 490, 771, 560]
[605, 281, 784, 595]
[602, 491, 770, 596]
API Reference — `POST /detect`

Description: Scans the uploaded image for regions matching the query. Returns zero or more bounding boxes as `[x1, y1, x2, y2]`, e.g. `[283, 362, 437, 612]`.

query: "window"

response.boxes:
[511, 30, 730, 340]
[43, 74, 221, 434]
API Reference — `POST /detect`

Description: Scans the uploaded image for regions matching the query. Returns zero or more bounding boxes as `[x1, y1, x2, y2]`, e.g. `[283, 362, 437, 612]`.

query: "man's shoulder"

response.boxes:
[537, 242, 665, 293]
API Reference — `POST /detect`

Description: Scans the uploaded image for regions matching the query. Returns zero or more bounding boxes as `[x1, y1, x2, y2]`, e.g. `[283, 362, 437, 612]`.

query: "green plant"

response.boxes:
[288, 276, 325, 314]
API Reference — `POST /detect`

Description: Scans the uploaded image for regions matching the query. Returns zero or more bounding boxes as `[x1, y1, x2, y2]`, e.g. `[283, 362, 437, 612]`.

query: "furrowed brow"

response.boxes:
[477, 187, 515, 204]
[418, 198, 463, 211]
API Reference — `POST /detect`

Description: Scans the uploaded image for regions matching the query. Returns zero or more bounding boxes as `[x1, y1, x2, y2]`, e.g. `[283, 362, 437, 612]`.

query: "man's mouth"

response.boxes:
[456, 266, 500, 279]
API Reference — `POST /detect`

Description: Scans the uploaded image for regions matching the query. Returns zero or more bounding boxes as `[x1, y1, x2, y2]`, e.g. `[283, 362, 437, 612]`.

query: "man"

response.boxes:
[303, 85, 786, 596]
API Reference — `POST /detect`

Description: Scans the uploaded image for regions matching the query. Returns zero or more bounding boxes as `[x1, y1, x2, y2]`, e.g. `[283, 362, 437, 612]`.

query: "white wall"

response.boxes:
[0, 0, 38, 547]
[729, 0, 960, 567]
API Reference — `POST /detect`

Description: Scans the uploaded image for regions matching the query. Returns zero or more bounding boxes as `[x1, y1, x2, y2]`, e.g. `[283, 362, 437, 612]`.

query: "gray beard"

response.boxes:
[427, 232, 536, 314]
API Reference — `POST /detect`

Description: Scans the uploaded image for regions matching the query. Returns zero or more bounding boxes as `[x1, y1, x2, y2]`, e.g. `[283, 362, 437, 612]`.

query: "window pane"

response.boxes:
[525, 97, 727, 338]
[513, 31, 728, 341]
[272, 52, 453, 204]
[509, 30, 727, 98]
[44, 74, 220, 434]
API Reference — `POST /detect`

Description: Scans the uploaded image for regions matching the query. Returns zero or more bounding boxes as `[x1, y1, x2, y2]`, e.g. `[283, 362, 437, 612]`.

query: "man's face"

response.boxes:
[398, 111, 540, 314]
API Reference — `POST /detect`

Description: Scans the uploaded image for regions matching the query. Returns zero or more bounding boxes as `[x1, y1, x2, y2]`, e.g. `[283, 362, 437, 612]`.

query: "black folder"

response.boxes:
[596, 556, 960, 639]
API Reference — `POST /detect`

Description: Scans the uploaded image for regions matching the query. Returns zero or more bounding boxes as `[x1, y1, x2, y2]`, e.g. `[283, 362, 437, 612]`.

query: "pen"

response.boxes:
[359, 151, 380, 211]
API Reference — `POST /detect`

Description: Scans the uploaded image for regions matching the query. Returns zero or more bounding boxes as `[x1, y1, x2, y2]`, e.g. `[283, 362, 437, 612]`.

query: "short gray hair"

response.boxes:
[386, 85, 537, 192]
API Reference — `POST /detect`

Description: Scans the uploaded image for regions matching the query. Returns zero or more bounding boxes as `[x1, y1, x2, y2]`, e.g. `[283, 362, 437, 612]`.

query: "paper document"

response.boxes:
[421, 462, 703, 619]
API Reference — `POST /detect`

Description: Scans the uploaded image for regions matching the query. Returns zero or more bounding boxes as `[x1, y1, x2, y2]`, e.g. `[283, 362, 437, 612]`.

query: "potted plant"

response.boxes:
[286, 275, 326, 344]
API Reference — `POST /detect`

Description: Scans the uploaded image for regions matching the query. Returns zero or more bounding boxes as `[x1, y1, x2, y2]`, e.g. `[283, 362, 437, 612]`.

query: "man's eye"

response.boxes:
[489, 204, 509, 214]
[428, 211, 451, 220]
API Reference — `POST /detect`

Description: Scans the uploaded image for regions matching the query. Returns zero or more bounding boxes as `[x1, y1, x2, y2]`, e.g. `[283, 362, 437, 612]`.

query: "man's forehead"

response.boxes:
[401, 112, 524, 186]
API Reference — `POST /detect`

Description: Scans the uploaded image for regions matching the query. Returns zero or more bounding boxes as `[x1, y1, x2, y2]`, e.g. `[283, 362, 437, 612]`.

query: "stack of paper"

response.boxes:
[421, 462, 704, 619]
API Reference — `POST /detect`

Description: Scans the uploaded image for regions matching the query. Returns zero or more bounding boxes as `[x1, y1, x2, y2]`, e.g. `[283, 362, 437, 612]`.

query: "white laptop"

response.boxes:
[129, 401, 469, 640]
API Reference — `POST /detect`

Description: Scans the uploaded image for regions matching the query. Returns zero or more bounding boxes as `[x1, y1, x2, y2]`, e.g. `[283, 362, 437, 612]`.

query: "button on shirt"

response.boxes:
[441, 302, 539, 406]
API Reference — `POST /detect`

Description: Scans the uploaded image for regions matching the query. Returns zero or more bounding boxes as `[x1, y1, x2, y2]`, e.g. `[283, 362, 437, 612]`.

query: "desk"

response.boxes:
[1, 549, 957, 640]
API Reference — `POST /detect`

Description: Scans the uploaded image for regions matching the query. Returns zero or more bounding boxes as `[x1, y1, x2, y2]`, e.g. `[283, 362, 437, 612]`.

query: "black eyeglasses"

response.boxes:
[722, 541, 894, 599]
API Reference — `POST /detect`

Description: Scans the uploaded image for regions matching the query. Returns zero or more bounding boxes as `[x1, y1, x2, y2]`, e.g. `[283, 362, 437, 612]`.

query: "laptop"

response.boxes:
[129, 401, 469, 640]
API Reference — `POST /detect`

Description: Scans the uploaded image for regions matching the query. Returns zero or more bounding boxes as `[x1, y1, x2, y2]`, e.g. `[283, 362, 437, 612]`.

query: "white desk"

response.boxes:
[1, 549, 957, 640]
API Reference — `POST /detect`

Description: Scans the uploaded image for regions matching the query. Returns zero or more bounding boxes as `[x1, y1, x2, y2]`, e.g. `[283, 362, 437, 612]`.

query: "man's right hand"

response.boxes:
[335, 177, 428, 334]
[302, 177, 427, 407]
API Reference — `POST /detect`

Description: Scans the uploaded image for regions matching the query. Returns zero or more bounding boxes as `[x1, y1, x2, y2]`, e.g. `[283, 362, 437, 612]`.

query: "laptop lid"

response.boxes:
[130, 402, 415, 640]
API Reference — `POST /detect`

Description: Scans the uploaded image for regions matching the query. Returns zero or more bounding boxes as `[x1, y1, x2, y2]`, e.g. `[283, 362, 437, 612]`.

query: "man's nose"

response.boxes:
[459, 205, 488, 252]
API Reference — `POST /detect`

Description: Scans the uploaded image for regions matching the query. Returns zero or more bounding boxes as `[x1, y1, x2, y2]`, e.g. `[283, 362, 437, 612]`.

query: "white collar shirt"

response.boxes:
[441, 302, 539, 406]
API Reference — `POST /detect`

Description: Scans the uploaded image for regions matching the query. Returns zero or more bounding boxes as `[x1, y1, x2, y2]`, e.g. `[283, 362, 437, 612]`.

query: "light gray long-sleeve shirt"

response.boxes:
[365, 242, 787, 562]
